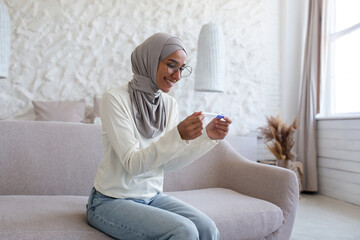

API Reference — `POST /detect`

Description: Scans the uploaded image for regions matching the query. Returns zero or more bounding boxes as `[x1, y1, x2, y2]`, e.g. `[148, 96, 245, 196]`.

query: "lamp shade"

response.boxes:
[0, 1, 10, 78]
[195, 22, 225, 92]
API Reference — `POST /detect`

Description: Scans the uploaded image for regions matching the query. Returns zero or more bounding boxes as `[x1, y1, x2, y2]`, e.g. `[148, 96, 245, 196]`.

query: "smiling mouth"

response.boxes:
[165, 78, 176, 86]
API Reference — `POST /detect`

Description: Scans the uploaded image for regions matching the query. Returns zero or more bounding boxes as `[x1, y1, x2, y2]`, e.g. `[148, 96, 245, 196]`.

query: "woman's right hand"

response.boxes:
[177, 112, 204, 140]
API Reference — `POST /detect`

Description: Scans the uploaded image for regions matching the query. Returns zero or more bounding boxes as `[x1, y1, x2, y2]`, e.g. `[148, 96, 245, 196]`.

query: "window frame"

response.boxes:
[318, 0, 360, 119]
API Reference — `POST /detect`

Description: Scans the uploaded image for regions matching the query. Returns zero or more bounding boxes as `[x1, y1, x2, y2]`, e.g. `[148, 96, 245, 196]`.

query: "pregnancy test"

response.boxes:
[202, 112, 224, 119]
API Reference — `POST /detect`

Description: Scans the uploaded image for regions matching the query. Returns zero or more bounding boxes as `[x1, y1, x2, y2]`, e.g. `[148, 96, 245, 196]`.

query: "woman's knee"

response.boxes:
[195, 215, 219, 240]
[172, 218, 199, 240]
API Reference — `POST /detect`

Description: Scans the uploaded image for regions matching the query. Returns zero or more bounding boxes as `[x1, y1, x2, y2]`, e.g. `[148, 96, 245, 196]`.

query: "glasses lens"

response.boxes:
[167, 65, 176, 75]
[181, 66, 192, 78]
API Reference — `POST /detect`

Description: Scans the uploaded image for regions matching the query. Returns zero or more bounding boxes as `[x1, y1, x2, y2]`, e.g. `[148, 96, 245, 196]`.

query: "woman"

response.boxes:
[86, 33, 232, 240]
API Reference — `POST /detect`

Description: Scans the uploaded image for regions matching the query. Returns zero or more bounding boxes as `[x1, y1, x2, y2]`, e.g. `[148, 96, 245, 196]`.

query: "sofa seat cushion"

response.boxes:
[166, 188, 283, 240]
[0, 195, 112, 240]
[0, 189, 283, 240]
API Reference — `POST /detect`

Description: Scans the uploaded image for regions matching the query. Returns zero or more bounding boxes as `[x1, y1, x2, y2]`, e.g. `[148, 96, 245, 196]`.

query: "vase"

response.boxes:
[277, 159, 303, 193]
[276, 159, 288, 168]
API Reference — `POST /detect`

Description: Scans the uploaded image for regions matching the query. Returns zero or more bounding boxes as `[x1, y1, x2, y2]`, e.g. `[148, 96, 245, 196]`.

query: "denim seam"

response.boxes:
[89, 208, 155, 240]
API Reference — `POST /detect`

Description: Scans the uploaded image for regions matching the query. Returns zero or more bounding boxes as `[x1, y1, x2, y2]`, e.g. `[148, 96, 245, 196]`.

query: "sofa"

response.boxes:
[0, 120, 299, 240]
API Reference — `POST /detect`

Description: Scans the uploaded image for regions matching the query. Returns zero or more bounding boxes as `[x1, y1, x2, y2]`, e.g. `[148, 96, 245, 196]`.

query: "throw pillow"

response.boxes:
[87, 95, 102, 123]
[93, 95, 102, 118]
[32, 100, 87, 122]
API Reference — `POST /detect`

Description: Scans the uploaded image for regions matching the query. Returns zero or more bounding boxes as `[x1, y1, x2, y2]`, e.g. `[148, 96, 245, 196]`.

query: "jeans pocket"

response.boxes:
[91, 188, 115, 210]
[86, 187, 97, 212]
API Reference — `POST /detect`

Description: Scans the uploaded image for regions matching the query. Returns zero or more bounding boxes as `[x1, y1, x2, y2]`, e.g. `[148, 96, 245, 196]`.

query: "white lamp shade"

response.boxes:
[0, 2, 10, 78]
[195, 22, 225, 92]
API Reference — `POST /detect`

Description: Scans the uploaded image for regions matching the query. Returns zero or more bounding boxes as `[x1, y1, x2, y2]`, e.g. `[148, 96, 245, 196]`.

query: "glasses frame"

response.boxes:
[162, 61, 192, 78]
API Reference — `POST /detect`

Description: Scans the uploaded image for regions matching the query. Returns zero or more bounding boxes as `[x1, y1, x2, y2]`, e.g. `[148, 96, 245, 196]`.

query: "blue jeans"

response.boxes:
[86, 188, 219, 240]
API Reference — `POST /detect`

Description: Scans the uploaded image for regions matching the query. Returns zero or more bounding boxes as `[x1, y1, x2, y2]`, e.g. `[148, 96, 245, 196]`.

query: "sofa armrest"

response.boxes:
[218, 141, 299, 240]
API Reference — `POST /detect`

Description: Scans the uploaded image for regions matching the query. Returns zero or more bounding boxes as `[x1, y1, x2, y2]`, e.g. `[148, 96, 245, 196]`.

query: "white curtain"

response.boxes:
[0, 1, 11, 78]
[297, 0, 324, 192]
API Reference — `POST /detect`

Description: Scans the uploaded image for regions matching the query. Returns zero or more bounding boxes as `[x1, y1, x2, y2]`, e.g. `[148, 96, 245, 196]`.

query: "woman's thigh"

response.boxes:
[150, 194, 219, 240]
[86, 189, 199, 240]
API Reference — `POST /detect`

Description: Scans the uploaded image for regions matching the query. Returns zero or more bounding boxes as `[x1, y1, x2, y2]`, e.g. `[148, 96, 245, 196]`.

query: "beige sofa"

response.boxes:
[0, 120, 299, 240]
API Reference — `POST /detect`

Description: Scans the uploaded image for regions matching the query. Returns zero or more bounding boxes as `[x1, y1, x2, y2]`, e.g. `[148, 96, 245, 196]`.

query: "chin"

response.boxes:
[157, 78, 174, 93]
[159, 82, 172, 93]
[160, 87, 170, 93]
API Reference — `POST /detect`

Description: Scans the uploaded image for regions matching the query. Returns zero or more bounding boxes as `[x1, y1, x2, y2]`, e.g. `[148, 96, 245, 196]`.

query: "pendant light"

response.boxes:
[195, 22, 225, 92]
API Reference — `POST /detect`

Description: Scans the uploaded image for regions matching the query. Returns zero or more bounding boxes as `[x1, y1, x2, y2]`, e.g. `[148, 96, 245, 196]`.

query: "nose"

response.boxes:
[172, 69, 181, 81]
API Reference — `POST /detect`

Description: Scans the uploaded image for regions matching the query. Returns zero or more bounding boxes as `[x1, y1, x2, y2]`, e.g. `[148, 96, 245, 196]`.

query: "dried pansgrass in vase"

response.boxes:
[259, 114, 298, 161]
[259, 114, 303, 192]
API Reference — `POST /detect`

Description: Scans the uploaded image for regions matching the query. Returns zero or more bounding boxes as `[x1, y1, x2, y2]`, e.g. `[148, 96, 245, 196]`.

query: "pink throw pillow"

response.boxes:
[32, 100, 86, 122]
[93, 95, 102, 118]
[86, 95, 102, 123]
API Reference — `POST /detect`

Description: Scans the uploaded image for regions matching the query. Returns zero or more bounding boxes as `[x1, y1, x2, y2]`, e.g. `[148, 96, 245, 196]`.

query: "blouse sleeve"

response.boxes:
[101, 91, 217, 176]
[101, 92, 189, 176]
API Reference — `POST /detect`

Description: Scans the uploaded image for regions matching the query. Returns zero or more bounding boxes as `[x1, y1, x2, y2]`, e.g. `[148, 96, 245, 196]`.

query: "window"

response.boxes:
[320, 0, 360, 117]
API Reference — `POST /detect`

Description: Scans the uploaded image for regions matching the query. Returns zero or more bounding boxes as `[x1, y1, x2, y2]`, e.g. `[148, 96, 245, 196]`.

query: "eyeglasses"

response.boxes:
[163, 62, 192, 78]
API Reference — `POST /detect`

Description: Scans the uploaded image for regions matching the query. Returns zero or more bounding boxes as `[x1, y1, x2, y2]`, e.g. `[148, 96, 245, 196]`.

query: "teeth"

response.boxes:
[165, 78, 175, 85]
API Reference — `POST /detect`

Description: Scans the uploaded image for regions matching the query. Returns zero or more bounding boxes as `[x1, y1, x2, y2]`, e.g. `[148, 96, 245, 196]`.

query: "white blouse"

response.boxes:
[94, 85, 218, 200]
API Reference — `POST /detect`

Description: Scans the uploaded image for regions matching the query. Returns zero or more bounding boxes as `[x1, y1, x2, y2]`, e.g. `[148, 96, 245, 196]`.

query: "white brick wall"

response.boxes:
[0, 0, 281, 136]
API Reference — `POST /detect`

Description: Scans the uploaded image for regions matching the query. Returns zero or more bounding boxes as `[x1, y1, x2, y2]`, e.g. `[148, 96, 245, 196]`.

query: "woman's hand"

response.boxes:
[206, 116, 232, 140]
[177, 112, 204, 140]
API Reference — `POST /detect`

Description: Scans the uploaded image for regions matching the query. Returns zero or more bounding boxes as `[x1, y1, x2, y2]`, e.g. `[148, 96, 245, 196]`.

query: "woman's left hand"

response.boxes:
[205, 116, 232, 140]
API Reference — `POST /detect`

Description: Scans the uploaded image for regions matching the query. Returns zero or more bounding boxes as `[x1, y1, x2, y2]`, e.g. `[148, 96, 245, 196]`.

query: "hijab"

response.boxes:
[128, 33, 186, 138]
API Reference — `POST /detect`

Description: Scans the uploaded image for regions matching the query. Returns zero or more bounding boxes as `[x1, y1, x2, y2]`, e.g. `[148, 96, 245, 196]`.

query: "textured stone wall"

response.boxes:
[0, 0, 280, 135]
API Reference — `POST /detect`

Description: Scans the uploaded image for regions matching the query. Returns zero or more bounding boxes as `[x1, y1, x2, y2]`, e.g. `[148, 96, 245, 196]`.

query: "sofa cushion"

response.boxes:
[0, 120, 103, 196]
[32, 100, 87, 122]
[0, 189, 283, 240]
[0, 195, 112, 240]
[86, 95, 102, 123]
[167, 188, 283, 240]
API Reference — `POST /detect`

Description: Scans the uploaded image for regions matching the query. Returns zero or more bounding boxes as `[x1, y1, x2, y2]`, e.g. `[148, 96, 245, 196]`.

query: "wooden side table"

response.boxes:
[257, 159, 276, 165]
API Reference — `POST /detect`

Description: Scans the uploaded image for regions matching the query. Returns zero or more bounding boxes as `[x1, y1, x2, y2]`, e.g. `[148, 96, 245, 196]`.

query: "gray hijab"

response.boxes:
[128, 33, 186, 138]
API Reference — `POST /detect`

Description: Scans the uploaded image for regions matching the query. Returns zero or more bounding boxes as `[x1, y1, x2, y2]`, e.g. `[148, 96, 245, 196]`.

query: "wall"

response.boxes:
[0, 0, 281, 136]
[317, 118, 360, 206]
[280, 0, 308, 124]
[255, 0, 308, 163]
